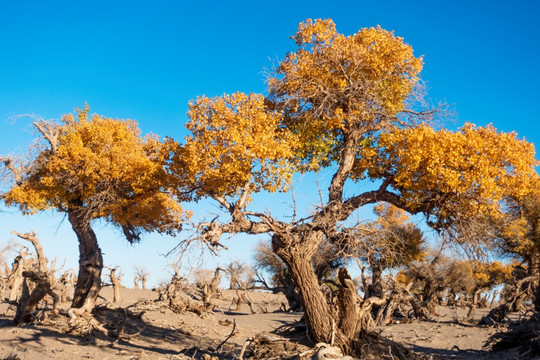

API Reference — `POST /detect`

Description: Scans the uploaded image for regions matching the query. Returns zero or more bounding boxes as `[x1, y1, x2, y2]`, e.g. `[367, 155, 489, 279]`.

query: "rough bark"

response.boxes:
[274, 235, 335, 344]
[14, 271, 59, 325]
[273, 233, 360, 352]
[367, 262, 384, 299]
[13, 277, 30, 324]
[68, 209, 103, 312]
[337, 268, 362, 339]
[530, 254, 540, 312]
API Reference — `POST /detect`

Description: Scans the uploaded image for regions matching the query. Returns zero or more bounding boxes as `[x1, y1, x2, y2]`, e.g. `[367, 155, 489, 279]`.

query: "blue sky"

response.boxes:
[0, 0, 539, 286]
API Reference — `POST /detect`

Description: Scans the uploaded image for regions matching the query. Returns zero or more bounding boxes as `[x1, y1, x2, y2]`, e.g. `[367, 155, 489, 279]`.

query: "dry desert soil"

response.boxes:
[0, 287, 527, 360]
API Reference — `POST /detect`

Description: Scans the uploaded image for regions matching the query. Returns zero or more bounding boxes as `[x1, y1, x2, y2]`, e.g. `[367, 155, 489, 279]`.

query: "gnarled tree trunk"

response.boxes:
[529, 253, 540, 312]
[68, 209, 103, 312]
[273, 232, 356, 351]
[272, 231, 410, 357]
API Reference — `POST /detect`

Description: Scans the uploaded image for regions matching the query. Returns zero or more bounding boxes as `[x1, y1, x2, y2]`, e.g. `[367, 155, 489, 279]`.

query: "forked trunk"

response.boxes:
[273, 233, 352, 350]
[273, 235, 334, 341]
[68, 209, 103, 311]
[8, 255, 25, 301]
[273, 233, 413, 358]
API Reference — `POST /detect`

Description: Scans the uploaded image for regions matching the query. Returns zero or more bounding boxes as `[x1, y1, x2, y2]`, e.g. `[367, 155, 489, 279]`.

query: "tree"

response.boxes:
[134, 265, 150, 290]
[223, 259, 255, 290]
[497, 177, 540, 308]
[170, 19, 537, 356]
[1, 106, 187, 314]
[352, 203, 425, 298]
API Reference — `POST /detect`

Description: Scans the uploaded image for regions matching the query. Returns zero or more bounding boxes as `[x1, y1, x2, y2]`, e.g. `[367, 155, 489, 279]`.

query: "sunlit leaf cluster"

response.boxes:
[171, 92, 296, 200]
[268, 18, 423, 171]
[356, 123, 538, 225]
[465, 260, 514, 291]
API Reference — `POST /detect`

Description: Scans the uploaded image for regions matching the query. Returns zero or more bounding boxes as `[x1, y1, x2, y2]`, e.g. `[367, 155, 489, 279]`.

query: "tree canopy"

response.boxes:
[4, 106, 187, 239]
[1, 105, 188, 311]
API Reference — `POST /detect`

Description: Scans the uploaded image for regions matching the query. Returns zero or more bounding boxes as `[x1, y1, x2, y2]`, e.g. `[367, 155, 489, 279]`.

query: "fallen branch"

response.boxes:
[216, 319, 237, 352]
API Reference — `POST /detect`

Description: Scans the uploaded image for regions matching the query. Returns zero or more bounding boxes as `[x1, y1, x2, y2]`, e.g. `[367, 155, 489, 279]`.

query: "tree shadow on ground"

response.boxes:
[0, 306, 230, 359]
[408, 343, 517, 360]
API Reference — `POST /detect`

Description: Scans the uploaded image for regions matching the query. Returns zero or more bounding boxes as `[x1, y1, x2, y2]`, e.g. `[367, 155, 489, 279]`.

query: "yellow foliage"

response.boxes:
[396, 271, 412, 286]
[268, 18, 423, 171]
[358, 202, 425, 268]
[4, 106, 187, 236]
[468, 260, 514, 290]
[171, 92, 296, 200]
[355, 123, 538, 222]
[500, 178, 540, 259]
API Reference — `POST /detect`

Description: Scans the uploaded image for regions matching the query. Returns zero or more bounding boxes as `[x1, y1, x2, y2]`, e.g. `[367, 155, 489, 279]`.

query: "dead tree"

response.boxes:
[224, 260, 254, 290]
[134, 265, 149, 290]
[11, 231, 60, 325]
[58, 269, 75, 303]
[481, 276, 540, 325]
[0, 241, 16, 296]
[202, 267, 224, 305]
[7, 248, 28, 301]
[109, 267, 122, 304]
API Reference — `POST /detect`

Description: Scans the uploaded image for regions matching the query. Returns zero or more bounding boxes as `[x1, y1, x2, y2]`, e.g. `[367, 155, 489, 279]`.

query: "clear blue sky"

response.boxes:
[1, 0, 539, 286]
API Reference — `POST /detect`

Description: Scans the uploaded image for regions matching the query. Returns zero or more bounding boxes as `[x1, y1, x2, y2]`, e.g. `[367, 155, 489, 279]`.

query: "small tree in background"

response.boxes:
[224, 259, 255, 290]
[352, 203, 425, 298]
[134, 265, 150, 290]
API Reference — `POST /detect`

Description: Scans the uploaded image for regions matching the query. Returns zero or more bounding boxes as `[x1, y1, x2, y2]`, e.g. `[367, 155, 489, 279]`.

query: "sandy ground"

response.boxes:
[0, 287, 524, 359]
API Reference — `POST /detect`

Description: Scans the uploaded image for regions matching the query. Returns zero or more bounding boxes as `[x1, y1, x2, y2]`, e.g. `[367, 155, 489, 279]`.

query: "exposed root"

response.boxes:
[351, 331, 419, 360]
[240, 332, 310, 360]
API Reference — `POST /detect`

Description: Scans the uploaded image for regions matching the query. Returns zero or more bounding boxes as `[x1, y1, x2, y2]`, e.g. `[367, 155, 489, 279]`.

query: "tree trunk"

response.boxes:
[272, 233, 412, 358]
[274, 237, 333, 341]
[203, 268, 222, 305]
[467, 289, 481, 319]
[110, 268, 122, 304]
[68, 209, 103, 311]
[367, 262, 384, 299]
[12, 231, 59, 324]
[14, 271, 59, 325]
[8, 255, 25, 301]
[273, 234, 352, 350]
[14, 277, 30, 324]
